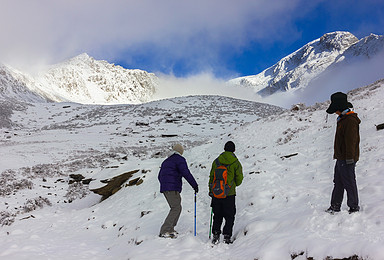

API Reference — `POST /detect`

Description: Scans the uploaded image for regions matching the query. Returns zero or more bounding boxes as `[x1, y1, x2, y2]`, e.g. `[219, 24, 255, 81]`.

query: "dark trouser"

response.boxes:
[211, 195, 236, 237]
[330, 160, 359, 210]
[160, 191, 182, 234]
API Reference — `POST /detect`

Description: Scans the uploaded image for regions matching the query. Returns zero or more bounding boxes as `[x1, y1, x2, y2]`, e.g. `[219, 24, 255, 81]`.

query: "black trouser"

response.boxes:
[330, 160, 359, 210]
[211, 195, 236, 237]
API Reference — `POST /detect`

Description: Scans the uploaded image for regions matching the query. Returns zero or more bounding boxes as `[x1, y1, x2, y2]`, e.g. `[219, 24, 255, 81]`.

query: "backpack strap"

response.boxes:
[215, 158, 222, 167]
[215, 158, 234, 168]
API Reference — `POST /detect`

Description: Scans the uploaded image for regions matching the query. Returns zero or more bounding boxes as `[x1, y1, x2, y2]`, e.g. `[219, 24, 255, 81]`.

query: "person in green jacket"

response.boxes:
[209, 141, 243, 244]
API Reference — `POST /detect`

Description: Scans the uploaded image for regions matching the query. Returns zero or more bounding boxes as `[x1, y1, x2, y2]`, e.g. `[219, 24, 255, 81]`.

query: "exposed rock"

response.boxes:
[376, 123, 384, 131]
[161, 134, 178, 138]
[69, 173, 92, 185]
[126, 177, 144, 186]
[90, 169, 140, 201]
[280, 153, 299, 159]
[140, 211, 151, 218]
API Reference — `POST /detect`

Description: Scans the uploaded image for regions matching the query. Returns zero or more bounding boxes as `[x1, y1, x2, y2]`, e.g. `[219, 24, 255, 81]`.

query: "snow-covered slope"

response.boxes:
[35, 54, 158, 104]
[0, 54, 159, 104]
[0, 79, 383, 259]
[0, 64, 47, 103]
[229, 32, 384, 98]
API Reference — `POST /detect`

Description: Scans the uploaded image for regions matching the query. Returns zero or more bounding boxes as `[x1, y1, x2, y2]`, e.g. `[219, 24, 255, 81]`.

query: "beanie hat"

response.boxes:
[173, 143, 184, 155]
[224, 141, 235, 152]
[326, 92, 353, 114]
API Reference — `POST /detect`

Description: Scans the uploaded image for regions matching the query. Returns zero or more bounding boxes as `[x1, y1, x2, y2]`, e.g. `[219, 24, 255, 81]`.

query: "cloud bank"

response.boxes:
[153, 72, 259, 102]
[1, 0, 384, 109]
[0, 0, 319, 74]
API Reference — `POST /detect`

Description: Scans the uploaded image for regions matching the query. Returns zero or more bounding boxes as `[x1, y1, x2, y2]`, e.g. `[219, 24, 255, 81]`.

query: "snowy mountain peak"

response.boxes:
[318, 31, 358, 51]
[36, 54, 159, 104]
[62, 53, 95, 66]
[0, 54, 159, 104]
[229, 31, 384, 99]
[342, 33, 384, 58]
[71, 52, 91, 61]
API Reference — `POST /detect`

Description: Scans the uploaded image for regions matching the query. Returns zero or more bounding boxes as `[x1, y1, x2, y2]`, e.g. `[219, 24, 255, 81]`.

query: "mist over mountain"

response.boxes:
[0, 64, 47, 103]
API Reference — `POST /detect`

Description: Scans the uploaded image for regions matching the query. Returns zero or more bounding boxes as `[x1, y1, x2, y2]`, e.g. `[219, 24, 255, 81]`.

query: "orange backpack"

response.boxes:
[211, 158, 235, 199]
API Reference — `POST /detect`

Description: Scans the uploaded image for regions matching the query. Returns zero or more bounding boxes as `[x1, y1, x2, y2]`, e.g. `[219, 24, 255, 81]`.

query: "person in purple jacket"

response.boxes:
[158, 143, 199, 238]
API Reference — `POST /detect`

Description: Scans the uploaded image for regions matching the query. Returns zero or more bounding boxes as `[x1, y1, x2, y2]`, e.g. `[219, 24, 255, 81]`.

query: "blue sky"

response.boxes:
[1, 0, 384, 79]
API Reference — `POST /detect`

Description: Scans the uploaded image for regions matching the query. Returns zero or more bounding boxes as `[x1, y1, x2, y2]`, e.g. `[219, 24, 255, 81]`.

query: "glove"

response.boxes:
[346, 159, 355, 165]
[194, 186, 199, 194]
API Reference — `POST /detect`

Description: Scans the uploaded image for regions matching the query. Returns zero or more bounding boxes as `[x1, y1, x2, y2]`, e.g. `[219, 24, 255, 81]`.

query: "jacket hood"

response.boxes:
[218, 151, 238, 165]
[339, 112, 361, 124]
[350, 113, 361, 124]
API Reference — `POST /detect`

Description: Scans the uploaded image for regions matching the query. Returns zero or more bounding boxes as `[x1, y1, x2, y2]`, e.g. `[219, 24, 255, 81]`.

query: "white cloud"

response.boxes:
[153, 72, 260, 102]
[0, 0, 314, 72]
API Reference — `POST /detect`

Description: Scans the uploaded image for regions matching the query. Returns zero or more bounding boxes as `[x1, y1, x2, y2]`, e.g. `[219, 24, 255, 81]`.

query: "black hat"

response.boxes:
[224, 141, 235, 152]
[326, 92, 353, 114]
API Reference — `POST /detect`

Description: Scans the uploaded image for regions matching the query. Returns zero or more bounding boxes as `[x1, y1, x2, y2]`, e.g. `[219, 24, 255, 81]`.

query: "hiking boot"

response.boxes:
[212, 233, 220, 245]
[224, 235, 232, 244]
[159, 232, 177, 239]
[348, 207, 360, 214]
[325, 206, 340, 214]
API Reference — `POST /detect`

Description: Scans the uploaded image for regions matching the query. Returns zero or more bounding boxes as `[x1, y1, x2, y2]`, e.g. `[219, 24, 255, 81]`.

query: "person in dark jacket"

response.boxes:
[209, 141, 243, 244]
[326, 92, 361, 214]
[158, 143, 198, 238]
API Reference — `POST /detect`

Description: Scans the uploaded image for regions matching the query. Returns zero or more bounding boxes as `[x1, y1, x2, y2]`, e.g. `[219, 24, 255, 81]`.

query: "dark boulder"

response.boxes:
[90, 169, 140, 201]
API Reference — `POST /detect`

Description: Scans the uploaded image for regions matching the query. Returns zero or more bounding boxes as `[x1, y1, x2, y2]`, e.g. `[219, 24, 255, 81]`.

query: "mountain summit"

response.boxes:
[229, 31, 384, 97]
[36, 53, 159, 104]
[0, 54, 159, 104]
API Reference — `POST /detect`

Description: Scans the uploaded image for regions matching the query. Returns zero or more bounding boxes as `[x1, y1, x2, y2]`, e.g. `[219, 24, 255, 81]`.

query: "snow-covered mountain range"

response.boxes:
[229, 32, 384, 99]
[0, 54, 158, 104]
[1, 31, 383, 107]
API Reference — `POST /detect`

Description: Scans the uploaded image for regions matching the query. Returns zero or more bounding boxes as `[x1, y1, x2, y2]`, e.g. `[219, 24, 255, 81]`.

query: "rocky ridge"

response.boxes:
[229, 31, 384, 97]
[0, 54, 159, 104]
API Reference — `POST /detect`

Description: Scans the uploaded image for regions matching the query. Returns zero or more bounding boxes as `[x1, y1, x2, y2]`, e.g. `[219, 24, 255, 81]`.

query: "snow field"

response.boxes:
[0, 82, 383, 259]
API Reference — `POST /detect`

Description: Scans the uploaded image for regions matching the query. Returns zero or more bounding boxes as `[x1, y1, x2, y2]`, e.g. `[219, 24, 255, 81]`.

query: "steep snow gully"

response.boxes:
[0, 80, 384, 259]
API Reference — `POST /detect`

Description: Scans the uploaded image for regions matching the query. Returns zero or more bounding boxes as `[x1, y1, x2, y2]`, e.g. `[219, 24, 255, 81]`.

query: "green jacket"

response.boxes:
[209, 151, 243, 196]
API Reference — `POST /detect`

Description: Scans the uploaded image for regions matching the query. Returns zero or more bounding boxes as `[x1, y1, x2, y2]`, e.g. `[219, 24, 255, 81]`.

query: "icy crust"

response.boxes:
[0, 81, 383, 259]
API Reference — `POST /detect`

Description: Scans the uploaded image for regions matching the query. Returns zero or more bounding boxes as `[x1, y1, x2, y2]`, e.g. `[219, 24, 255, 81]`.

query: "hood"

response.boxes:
[350, 112, 361, 124]
[339, 112, 361, 124]
[218, 151, 238, 165]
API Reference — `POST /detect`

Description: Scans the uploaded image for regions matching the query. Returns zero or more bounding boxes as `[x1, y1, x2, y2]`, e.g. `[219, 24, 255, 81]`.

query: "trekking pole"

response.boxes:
[194, 191, 197, 236]
[209, 208, 213, 239]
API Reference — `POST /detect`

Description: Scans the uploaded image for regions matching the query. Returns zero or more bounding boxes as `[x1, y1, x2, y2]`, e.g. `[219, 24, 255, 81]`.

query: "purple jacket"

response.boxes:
[158, 153, 198, 193]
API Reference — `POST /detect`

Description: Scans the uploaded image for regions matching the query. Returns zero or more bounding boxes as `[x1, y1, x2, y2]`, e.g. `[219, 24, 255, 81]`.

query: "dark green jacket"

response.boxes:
[209, 151, 243, 196]
[334, 112, 360, 162]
